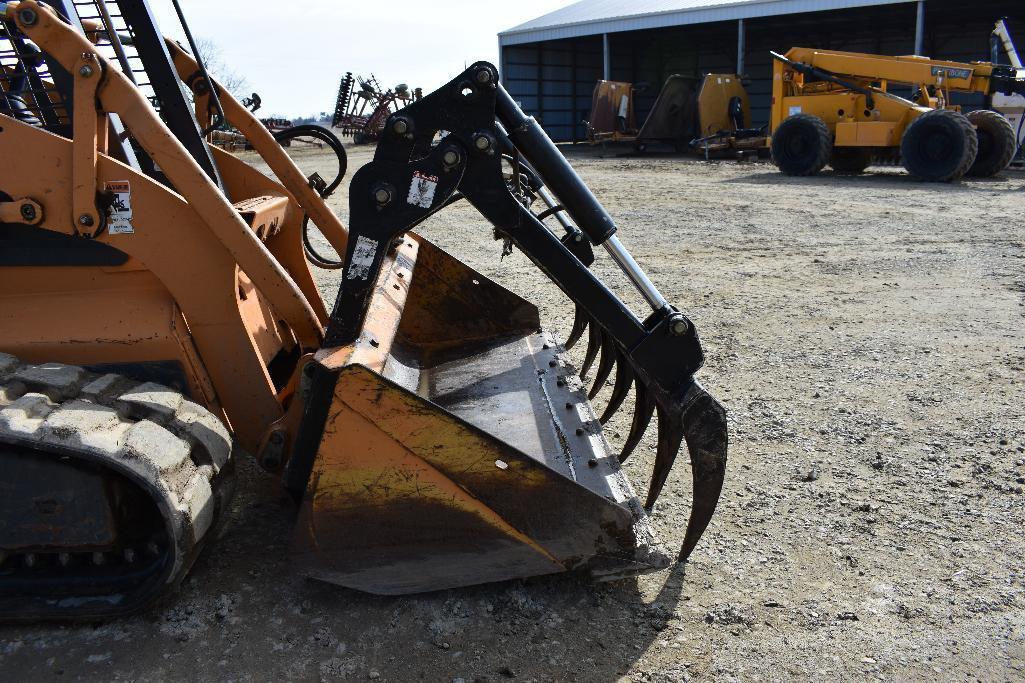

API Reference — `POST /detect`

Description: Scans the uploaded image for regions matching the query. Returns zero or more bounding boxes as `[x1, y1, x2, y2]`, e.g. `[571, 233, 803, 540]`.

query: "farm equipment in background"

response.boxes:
[331, 72, 421, 144]
[684, 74, 767, 159]
[586, 74, 766, 157]
[260, 117, 293, 135]
[990, 18, 1024, 166]
[585, 80, 639, 143]
[0, 0, 727, 620]
[769, 47, 1025, 181]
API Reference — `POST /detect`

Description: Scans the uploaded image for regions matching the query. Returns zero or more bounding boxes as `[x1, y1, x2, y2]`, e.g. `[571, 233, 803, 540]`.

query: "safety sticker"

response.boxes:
[406, 170, 438, 209]
[346, 235, 379, 280]
[105, 180, 134, 234]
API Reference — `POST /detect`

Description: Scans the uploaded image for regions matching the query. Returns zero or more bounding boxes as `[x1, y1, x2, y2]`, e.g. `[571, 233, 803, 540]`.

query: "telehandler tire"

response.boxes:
[965, 109, 1016, 177]
[829, 147, 871, 174]
[771, 113, 832, 176]
[900, 109, 977, 182]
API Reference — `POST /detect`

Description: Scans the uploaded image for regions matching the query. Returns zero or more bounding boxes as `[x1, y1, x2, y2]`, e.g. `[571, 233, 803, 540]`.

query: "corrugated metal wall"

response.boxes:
[502, 38, 605, 142]
[501, 0, 1021, 142]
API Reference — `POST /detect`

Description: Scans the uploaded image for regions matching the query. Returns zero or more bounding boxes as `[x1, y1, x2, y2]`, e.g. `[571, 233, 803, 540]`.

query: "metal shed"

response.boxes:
[499, 0, 1022, 141]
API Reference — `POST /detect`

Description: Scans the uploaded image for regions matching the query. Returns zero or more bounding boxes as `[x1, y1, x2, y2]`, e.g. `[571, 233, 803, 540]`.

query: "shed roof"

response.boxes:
[500, 0, 914, 45]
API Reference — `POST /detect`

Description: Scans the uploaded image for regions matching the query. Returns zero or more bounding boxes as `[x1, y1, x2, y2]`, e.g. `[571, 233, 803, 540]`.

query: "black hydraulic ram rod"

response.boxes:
[496, 84, 616, 244]
[496, 85, 670, 312]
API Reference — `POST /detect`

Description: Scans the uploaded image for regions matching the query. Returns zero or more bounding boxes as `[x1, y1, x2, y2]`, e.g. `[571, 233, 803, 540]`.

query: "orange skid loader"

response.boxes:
[0, 0, 727, 619]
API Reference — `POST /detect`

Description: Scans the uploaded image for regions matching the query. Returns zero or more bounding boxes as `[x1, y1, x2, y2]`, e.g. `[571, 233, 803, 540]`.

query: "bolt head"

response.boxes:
[19, 203, 36, 221]
[78, 65, 94, 77]
[78, 214, 94, 226]
[474, 134, 492, 151]
[669, 315, 690, 336]
[374, 187, 393, 205]
[442, 149, 461, 166]
[391, 118, 409, 135]
[475, 68, 493, 85]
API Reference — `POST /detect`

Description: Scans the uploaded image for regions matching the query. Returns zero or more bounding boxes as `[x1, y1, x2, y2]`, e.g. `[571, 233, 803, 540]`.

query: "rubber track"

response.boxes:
[0, 353, 233, 616]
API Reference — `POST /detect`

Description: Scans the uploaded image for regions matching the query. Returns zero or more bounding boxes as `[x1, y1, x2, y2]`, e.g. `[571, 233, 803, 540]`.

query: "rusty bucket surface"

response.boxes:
[289, 235, 671, 594]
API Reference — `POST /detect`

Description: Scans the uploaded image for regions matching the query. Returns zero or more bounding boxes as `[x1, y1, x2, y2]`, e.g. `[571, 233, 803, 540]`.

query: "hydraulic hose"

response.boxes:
[272, 125, 348, 269]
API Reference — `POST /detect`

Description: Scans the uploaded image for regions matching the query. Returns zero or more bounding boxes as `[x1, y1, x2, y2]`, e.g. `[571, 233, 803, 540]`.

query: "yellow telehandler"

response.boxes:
[0, 0, 727, 620]
[769, 47, 1025, 181]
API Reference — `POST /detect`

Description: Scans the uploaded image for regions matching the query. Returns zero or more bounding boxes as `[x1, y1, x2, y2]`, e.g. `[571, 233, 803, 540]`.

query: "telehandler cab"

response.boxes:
[0, 0, 727, 620]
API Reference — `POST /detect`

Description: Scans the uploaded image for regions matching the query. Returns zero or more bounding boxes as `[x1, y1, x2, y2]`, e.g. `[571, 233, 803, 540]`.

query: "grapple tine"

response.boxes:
[588, 331, 616, 399]
[677, 384, 729, 562]
[580, 322, 601, 378]
[644, 405, 684, 509]
[619, 379, 655, 462]
[565, 305, 588, 350]
[599, 350, 633, 424]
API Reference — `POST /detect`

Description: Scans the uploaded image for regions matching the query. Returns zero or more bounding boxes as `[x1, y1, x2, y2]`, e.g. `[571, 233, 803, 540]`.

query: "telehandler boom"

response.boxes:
[0, 0, 727, 620]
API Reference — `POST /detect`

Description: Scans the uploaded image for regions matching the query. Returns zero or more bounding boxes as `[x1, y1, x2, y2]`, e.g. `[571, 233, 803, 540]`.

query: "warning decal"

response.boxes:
[105, 180, 135, 234]
[346, 235, 379, 281]
[406, 171, 439, 209]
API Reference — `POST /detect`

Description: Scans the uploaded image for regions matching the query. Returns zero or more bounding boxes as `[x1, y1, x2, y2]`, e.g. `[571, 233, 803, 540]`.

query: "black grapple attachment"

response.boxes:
[294, 62, 727, 592]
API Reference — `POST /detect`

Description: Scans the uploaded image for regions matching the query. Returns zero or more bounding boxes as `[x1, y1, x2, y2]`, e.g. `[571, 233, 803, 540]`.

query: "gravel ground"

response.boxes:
[2, 144, 1023, 682]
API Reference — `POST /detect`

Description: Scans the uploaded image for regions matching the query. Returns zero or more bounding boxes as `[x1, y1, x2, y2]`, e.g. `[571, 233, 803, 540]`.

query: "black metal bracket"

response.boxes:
[324, 61, 704, 400]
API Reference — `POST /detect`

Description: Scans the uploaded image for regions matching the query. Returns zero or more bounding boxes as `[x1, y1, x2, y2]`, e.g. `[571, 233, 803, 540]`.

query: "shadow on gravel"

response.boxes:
[724, 169, 1021, 192]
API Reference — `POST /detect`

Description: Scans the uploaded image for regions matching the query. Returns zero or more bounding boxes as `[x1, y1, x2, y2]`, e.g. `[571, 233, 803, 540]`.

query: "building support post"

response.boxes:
[914, 0, 925, 56]
[498, 38, 506, 85]
[571, 40, 579, 143]
[603, 33, 611, 80]
[737, 19, 746, 76]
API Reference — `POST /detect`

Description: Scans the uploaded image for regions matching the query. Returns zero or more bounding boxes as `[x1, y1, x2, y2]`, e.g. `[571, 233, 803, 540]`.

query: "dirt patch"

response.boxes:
[1, 145, 1023, 681]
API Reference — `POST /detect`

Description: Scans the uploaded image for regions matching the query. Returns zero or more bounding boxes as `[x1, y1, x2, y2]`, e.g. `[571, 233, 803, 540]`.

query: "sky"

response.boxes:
[150, 0, 562, 119]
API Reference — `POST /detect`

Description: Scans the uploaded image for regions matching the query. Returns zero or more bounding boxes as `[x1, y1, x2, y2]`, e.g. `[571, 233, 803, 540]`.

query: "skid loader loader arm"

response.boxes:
[286, 63, 728, 593]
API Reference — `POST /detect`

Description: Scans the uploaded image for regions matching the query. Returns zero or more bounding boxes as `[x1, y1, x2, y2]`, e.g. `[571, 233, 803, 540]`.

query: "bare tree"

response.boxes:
[193, 37, 250, 100]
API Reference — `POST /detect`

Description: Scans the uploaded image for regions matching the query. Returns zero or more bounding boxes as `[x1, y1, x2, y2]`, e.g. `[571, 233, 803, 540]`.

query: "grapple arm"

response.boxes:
[326, 62, 727, 561]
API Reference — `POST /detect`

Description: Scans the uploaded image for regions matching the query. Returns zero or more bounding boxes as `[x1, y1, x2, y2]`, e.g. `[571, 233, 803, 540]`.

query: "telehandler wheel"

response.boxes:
[965, 109, 1016, 177]
[900, 109, 977, 182]
[829, 147, 871, 174]
[771, 113, 831, 176]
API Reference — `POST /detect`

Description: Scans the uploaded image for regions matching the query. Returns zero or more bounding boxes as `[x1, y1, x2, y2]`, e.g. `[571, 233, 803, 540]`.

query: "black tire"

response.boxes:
[965, 109, 1016, 177]
[771, 114, 832, 176]
[829, 147, 871, 174]
[900, 109, 977, 182]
